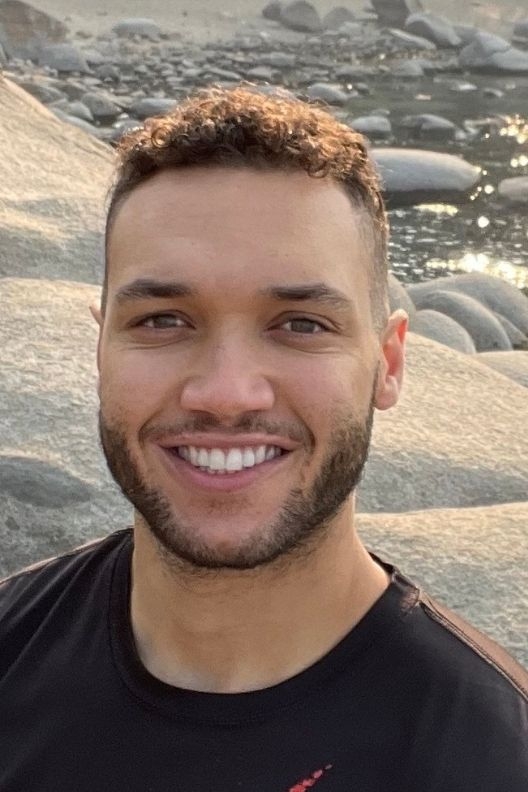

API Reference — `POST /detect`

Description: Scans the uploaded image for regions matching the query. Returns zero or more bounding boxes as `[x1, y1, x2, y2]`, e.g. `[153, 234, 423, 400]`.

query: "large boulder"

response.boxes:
[371, 0, 424, 29]
[498, 176, 528, 205]
[322, 6, 356, 31]
[407, 273, 528, 336]
[38, 43, 90, 74]
[278, 0, 322, 33]
[0, 76, 114, 284]
[405, 12, 462, 48]
[408, 289, 512, 351]
[0, 0, 68, 61]
[411, 309, 477, 353]
[371, 148, 481, 208]
[475, 351, 528, 388]
[459, 31, 528, 73]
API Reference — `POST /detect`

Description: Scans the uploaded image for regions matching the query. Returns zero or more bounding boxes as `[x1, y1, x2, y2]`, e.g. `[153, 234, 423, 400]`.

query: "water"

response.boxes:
[346, 72, 528, 291]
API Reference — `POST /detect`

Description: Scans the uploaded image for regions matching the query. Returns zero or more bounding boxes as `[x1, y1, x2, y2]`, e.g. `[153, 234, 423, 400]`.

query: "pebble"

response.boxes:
[305, 82, 349, 105]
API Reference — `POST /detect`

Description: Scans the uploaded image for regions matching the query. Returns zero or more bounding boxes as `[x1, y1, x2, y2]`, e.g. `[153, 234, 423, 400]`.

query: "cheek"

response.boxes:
[99, 351, 169, 422]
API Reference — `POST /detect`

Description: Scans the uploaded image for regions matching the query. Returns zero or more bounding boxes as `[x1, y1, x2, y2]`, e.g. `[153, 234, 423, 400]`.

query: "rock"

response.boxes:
[371, 148, 481, 208]
[130, 97, 178, 120]
[411, 309, 477, 353]
[111, 18, 161, 40]
[349, 115, 392, 139]
[482, 87, 504, 98]
[322, 6, 355, 31]
[492, 313, 528, 350]
[406, 273, 528, 336]
[446, 79, 478, 92]
[50, 108, 104, 139]
[261, 51, 296, 68]
[498, 176, 528, 205]
[95, 63, 121, 82]
[392, 59, 425, 77]
[0, 41, 7, 65]
[357, 502, 528, 665]
[388, 273, 417, 323]
[476, 352, 528, 388]
[262, 1, 284, 22]
[512, 19, 528, 46]
[279, 0, 322, 33]
[371, 0, 424, 29]
[104, 118, 143, 145]
[246, 65, 275, 81]
[39, 43, 90, 73]
[408, 289, 512, 352]
[65, 100, 94, 122]
[405, 12, 462, 48]
[399, 113, 458, 140]
[0, 0, 68, 61]
[453, 24, 479, 46]
[459, 32, 528, 74]
[388, 28, 437, 51]
[305, 82, 349, 105]
[81, 91, 122, 122]
[18, 80, 65, 104]
[0, 456, 93, 507]
[0, 76, 113, 283]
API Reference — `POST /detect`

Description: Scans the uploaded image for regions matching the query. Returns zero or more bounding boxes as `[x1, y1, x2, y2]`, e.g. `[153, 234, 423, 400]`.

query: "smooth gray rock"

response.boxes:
[388, 28, 437, 51]
[408, 289, 512, 352]
[322, 6, 355, 30]
[104, 118, 143, 145]
[39, 43, 90, 73]
[279, 0, 322, 33]
[246, 65, 275, 81]
[453, 24, 480, 46]
[262, 1, 284, 21]
[388, 273, 417, 323]
[18, 80, 65, 104]
[130, 97, 178, 120]
[399, 113, 457, 140]
[371, 0, 423, 28]
[0, 0, 68, 61]
[81, 91, 122, 122]
[261, 51, 296, 68]
[459, 32, 528, 74]
[66, 100, 94, 122]
[306, 82, 349, 105]
[411, 309, 477, 353]
[392, 59, 425, 77]
[493, 313, 528, 350]
[0, 42, 7, 66]
[405, 12, 462, 48]
[498, 176, 528, 205]
[111, 18, 161, 40]
[512, 19, 528, 46]
[50, 108, 104, 139]
[476, 351, 528, 388]
[371, 148, 481, 207]
[0, 456, 93, 507]
[350, 115, 392, 138]
[407, 273, 528, 336]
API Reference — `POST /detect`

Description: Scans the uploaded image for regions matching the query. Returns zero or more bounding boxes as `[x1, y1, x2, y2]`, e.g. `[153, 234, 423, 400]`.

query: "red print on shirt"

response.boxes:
[288, 764, 333, 791]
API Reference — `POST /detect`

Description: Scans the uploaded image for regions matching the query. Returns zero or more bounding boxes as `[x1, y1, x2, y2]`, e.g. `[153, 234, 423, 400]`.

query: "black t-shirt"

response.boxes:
[0, 529, 527, 791]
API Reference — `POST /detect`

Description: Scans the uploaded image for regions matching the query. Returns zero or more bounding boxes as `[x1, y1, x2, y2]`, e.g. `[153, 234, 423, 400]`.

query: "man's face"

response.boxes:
[97, 167, 399, 571]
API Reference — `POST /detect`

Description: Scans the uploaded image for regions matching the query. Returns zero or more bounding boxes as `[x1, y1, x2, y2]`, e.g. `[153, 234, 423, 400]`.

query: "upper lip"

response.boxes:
[157, 434, 300, 451]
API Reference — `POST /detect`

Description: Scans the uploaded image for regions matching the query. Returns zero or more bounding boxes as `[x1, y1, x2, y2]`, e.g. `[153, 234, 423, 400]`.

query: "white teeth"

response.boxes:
[177, 444, 283, 473]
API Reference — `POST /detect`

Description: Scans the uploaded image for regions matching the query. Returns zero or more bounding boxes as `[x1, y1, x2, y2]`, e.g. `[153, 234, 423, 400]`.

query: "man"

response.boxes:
[0, 86, 526, 791]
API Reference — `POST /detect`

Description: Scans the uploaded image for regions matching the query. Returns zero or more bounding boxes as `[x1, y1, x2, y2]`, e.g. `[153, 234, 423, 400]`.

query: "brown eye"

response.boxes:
[138, 314, 188, 329]
[281, 318, 326, 334]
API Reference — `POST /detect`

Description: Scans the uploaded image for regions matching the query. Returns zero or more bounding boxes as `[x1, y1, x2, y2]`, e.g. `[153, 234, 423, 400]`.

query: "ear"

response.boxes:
[89, 303, 103, 394]
[374, 309, 408, 411]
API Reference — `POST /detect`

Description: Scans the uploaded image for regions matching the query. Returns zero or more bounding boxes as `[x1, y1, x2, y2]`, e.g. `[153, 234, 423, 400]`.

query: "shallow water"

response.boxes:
[348, 72, 528, 289]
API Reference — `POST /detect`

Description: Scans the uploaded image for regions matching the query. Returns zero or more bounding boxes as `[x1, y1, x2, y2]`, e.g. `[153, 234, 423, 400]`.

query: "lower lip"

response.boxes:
[157, 447, 292, 492]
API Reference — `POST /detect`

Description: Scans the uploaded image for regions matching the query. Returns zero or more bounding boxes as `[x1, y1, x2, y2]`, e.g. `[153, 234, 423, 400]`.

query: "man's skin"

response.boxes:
[90, 166, 408, 694]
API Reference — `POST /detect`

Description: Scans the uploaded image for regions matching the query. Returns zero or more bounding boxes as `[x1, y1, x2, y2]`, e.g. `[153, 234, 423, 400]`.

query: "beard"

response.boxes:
[98, 385, 377, 574]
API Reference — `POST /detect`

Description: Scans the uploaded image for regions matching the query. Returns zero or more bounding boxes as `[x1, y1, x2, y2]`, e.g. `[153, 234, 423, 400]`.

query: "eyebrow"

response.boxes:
[113, 278, 352, 311]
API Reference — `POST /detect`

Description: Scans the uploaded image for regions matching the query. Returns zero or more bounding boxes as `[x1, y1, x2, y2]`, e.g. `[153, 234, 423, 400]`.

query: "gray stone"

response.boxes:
[408, 289, 512, 352]
[50, 108, 104, 139]
[388, 273, 417, 323]
[493, 313, 528, 350]
[0, 456, 93, 507]
[246, 65, 275, 81]
[411, 309, 477, 353]
[453, 24, 480, 46]
[112, 18, 161, 40]
[306, 82, 349, 105]
[399, 113, 457, 141]
[388, 28, 437, 51]
[261, 51, 296, 68]
[81, 91, 122, 122]
[371, 148, 480, 208]
[406, 273, 528, 336]
[130, 96, 178, 120]
[322, 6, 355, 31]
[512, 19, 528, 46]
[104, 118, 143, 145]
[279, 1, 322, 33]
[498, 176, 528, 205]
[82, 48, 107, 67]
[18, 80, 65, 104]
[262, 1, 284, 21]
[371, 0, 424, 28]
[350, 115, 392, 139]
[392, 59, 425, 77]
[405, 12, 462, 48]
[39, 43, 90, 74]
[0, 0, 68, 61]
[459, 32, 528, 74]
[95, 63, 121, 82]
[66, 100, 94, 122]
[0, 41, 7, 65]
[476, 352, 528, 388]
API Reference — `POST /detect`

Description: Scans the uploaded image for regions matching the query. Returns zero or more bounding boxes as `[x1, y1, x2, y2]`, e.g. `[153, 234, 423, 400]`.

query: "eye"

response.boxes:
[135, 313, 189, 329]
[280, 318, 328, 334]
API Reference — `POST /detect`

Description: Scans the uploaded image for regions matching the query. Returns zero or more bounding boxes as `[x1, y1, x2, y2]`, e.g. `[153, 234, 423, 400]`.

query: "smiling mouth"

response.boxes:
[166, 444, 287, 475]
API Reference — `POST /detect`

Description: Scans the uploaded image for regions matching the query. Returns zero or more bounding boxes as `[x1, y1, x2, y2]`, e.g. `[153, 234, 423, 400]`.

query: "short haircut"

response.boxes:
[103, 85, 389, 332]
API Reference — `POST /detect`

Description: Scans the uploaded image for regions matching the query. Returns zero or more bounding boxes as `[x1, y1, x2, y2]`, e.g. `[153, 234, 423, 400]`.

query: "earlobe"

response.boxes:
[374, 310, 408, 412]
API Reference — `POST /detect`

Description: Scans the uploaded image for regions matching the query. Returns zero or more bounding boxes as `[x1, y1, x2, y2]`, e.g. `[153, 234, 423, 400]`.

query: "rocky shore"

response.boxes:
[1, 0, 527, 664]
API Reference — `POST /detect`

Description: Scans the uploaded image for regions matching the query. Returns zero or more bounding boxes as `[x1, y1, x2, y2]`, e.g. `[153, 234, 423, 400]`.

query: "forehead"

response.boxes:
[107, 167, 373, 298]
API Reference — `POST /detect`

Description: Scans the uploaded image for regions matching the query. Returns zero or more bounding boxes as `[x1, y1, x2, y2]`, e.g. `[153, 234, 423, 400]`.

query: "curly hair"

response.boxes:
[103, 85, 389, 331]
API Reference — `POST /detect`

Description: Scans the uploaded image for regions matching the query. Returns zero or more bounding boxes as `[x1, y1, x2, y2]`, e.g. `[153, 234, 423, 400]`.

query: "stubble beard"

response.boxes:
[98, 394, 376, 575]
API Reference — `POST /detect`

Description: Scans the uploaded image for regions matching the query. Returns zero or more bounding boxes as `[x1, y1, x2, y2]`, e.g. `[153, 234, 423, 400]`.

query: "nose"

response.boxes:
[179, 336, 276, 419]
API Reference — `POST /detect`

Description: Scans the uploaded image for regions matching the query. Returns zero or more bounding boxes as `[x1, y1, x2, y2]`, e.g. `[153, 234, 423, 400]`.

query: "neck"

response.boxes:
[129, 507, 390, 694]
